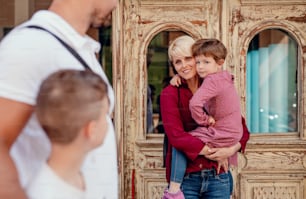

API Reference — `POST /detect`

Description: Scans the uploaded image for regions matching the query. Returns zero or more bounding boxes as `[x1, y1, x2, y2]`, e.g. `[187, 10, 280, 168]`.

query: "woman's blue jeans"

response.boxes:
[171, 147, 231, 199]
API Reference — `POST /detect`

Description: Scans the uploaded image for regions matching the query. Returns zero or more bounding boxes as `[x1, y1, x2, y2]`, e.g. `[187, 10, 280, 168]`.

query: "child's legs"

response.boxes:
[170, 147, 187, 183]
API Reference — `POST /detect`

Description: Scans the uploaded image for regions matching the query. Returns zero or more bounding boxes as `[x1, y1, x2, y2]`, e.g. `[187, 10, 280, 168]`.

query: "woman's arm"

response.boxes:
[240, 116, 250, 153]
[160, 86, 205, 161]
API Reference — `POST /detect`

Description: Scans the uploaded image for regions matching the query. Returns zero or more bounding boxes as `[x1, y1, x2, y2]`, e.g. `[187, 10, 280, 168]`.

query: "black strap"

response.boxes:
[26, 25, 91, 70]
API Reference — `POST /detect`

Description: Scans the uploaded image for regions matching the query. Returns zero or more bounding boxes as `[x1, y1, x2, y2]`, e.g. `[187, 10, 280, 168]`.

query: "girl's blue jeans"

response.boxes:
[170, 147, 187, 183]
[170, 147, 231, 199]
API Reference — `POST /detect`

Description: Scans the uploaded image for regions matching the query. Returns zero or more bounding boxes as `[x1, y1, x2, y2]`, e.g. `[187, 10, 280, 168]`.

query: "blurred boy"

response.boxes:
[27, 70, 109, 199]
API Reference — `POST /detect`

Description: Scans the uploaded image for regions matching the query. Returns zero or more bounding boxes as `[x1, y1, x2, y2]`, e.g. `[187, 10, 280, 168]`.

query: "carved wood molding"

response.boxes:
[243, 151, 306, 172]
[137, 170, 166, 199]
[240, 174, 305, 199]
[135, 138, 164, 169]
[241, 0, 306, 5]
[139, 0, 207, 6]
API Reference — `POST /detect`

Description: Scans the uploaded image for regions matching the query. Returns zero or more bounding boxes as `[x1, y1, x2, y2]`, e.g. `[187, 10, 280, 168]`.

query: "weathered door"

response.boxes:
[113, 0, 306, 199]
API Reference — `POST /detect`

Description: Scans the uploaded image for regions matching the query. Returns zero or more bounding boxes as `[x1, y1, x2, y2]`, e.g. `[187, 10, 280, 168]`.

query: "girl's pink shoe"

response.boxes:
[162, 188, 185, 199]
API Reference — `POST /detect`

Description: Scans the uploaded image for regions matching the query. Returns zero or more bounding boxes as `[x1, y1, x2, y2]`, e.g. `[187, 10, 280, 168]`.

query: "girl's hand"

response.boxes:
[170, 74, 181, 87]
[208, 116, 215, 126]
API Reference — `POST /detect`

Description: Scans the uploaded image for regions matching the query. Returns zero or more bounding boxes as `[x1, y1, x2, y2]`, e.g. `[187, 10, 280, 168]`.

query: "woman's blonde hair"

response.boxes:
[168, 35, 195, 63]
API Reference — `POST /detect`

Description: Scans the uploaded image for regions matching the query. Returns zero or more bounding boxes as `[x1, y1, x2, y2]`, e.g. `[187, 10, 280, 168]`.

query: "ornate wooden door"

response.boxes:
[113, 1, 306, 199]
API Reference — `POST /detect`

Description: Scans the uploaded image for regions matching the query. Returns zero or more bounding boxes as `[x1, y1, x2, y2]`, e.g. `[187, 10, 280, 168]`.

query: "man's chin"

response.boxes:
[90, 23, 101, 29]
[102, 21, 112, 28]
[90, 20, 112, 29]
[101, 15, 112, 28]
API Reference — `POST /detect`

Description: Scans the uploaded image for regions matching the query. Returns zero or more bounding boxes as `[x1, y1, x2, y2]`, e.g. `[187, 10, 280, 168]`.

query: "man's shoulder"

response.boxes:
[1, 27, 59, 50]
[0, 26, 70, 67]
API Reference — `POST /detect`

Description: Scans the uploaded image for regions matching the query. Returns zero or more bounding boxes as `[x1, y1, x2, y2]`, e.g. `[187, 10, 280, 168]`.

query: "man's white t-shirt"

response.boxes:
[26, 163, 86, 199]
[0, 11, 118, 199]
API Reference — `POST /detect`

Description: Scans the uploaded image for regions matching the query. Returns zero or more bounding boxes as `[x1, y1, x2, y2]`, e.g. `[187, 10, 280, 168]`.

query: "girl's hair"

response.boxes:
[36, 69, 108, 144]
[168, 35, 195, 63]
[192, 38, 227, 62]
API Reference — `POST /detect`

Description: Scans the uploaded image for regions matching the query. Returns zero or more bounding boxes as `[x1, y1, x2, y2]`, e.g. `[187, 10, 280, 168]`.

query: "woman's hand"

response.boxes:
[204, 142, 241, 162]
[170, 74, 181, 87]
[199, 144, 210, 156]
[217, 158, 229, 174]
[200, 144, 231, 174]
[200, 143, 241, 174]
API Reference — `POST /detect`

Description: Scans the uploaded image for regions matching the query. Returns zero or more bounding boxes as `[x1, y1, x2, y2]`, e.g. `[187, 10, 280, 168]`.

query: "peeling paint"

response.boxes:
[240, 49, 246, 56]
[190, 20, 208, 26]
[139, 20, 154, 24]
[286, 14, 306, 22]
[230, 8, 245, 33]
[233, 9, 244, 24]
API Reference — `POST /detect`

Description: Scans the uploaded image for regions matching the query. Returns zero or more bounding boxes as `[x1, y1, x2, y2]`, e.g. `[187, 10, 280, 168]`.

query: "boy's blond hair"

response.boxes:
[36, 69, 108, 144]
[192, 38, 227, 62]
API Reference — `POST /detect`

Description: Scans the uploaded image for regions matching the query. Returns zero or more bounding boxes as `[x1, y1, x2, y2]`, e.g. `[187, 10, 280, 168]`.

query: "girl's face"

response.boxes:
[172, 55, 197, 81]
[195, 54, 223, 78]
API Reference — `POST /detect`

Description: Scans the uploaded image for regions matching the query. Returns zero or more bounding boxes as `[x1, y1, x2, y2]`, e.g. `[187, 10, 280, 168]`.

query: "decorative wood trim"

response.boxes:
[240, 174, 305, 199]
[241, 0, 306, 5]
[140, 0, 206, 6]
[138, 170, 167, 199]
[243, 150, 306, 172]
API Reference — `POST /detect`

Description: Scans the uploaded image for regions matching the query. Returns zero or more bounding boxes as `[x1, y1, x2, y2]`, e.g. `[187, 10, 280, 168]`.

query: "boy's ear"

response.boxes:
[217, 59, 225, 65]
[83, 120, 96, 140]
